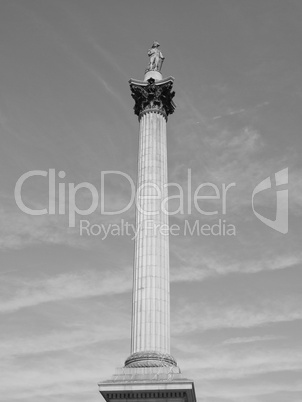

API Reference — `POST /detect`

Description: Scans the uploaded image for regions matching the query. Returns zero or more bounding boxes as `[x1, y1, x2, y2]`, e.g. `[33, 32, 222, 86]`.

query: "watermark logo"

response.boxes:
[14, 169, 236, 229]
[79, 218, 236, 239]
[252, 168, 288, 234]
[14, 167, 289, 236]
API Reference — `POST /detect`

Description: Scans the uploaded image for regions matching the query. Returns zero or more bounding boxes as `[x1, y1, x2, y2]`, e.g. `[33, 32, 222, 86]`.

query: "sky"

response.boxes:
[0, 1, 302, 401]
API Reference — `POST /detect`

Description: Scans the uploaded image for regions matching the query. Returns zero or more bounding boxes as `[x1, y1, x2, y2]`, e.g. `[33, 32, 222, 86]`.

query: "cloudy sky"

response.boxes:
[1, 1, 302, 401]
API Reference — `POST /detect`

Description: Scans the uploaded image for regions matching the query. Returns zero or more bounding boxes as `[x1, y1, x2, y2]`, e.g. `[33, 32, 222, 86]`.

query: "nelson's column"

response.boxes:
[98, 42, 197, 402]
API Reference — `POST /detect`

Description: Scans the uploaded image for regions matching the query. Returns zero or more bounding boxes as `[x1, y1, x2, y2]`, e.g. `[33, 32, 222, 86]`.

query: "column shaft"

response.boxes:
[131, 111, 170, 355]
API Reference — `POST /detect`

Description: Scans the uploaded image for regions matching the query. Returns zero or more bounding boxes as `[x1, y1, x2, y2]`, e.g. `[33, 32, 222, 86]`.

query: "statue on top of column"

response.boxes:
[147, 41, 165, 72]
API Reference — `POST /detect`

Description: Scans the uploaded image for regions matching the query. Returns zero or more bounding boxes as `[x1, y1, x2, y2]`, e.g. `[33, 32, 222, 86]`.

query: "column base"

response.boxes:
[124, 351, 177, 368]
[99, 366, 196, 402]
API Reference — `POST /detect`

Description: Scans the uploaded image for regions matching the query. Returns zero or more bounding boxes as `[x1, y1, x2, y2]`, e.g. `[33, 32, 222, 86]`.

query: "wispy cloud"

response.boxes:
[171, 247, 302, 282]
[222, 335, 283, 345]
[173, 297, 302, 334]
[0, 205, 84, 250]
[20, 2, 129, 116]
[3, 249, 298, 315]
[0, 353, 117, 400]
[213, 108, 246, 120]
[0, 320, 128, 358]
[0, 268, 132, 313]
[213, 101, 269, 120]
[198, 377, 302, 400]
[179, 346, 302, 381]
[0, 180, 135, 250]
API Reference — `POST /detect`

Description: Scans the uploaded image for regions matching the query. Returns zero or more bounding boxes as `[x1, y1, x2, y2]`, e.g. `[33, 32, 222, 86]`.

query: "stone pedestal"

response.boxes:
[99, 367, 196, 402]
[144, 70, 163, 81]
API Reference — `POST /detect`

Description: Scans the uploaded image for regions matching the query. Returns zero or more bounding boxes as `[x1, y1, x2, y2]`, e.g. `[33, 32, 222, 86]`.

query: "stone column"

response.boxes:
[99, 49, 197, 402]
[125, 72, 176, 368]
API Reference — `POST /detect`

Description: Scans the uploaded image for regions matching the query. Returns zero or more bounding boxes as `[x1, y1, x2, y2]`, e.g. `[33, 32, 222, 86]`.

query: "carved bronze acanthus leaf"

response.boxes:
[130, 78, 176, 119]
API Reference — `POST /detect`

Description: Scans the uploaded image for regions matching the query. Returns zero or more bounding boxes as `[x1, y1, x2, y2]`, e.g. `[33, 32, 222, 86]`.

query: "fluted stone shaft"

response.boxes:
[131, 110, 170, 355]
